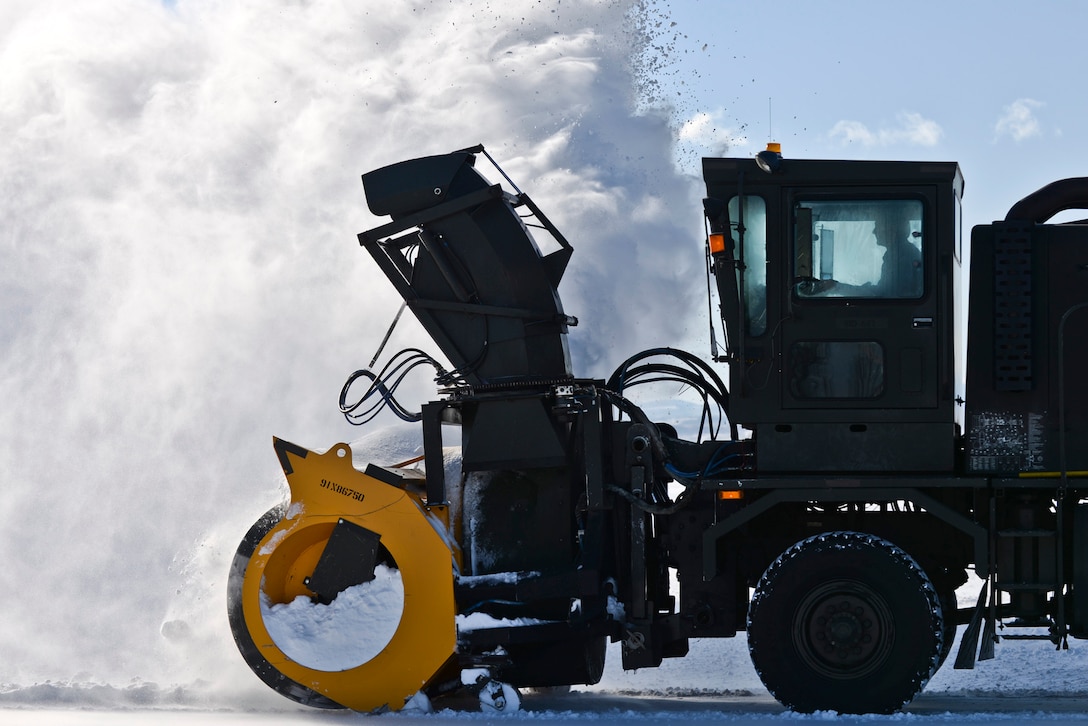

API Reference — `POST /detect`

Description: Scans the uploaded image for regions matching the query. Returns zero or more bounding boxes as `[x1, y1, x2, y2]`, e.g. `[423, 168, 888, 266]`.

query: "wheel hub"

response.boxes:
[815, 596, 878, 663]
[794, 581, 893, 679]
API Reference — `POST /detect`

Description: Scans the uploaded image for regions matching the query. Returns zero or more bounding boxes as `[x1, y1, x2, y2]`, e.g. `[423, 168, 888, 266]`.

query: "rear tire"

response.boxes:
[747, 531, 943, 714]
[226, 506, 345, 710]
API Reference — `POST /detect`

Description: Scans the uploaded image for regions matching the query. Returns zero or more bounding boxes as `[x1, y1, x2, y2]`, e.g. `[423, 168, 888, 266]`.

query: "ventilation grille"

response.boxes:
[994, 223, 1033, 391]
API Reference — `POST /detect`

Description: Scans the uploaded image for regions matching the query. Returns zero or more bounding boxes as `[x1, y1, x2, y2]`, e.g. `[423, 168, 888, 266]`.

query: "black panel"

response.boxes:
[462, 468, 573, 576]
[1073, 504, 1088, 635]
[993, 222, 1033, 391]
[304, 519, 382, 605]
[362, 152, 478, 218]
[461, 397, 568, 471]
[756, 422, 956, 473]
[966, 222, 1088, 473]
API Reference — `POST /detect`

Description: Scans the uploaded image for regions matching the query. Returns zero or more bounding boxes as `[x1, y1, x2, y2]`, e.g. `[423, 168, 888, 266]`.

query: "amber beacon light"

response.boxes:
[755, 141, 783, 173]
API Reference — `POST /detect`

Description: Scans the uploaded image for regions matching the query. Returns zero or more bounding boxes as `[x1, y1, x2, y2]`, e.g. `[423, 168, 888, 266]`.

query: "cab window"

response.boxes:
[729, 195, 767, 335]
[789, 341, 885, 399]
[794, 199, 923, 299]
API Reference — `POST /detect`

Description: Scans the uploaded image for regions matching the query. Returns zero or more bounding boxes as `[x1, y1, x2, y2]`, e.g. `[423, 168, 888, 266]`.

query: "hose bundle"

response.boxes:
[606, 347, 736, 441]
[339, 348, 452, 425]
[602, 347, 745, 514]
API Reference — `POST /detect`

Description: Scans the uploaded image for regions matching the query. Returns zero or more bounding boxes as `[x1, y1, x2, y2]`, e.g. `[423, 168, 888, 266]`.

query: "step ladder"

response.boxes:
[955, 524, 1069, 669]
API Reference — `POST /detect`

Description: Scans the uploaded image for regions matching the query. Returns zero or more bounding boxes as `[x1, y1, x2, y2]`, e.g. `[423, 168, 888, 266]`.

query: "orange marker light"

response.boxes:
[709, 233, 727, 255]
[717, 490, 743, 500]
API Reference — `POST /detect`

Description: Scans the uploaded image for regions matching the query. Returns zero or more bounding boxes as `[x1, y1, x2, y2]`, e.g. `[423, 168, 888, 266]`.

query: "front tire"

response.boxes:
[747, 531, 943, 714]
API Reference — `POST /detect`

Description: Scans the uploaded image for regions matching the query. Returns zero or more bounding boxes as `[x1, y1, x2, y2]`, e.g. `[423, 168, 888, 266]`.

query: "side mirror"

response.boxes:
[703, 197, 728, 234]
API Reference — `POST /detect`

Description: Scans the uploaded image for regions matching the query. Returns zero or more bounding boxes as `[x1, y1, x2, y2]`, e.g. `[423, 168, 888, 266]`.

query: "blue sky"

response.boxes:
[660, 0, 1087, 228]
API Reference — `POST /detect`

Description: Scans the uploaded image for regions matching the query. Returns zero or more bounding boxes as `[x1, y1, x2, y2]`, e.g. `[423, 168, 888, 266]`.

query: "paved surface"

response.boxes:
[7, 687, 1088, 724]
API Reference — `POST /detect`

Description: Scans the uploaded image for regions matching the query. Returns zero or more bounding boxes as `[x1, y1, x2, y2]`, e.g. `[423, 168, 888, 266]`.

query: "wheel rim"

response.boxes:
[792, 579, 894, 680]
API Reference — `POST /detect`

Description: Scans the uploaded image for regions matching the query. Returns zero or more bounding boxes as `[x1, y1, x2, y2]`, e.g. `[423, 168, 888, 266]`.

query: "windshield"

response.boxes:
[795, 199, 923, 299]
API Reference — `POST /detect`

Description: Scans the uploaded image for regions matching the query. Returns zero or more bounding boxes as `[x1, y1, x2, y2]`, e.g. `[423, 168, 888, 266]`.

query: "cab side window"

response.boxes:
[729, 195, 768, 335]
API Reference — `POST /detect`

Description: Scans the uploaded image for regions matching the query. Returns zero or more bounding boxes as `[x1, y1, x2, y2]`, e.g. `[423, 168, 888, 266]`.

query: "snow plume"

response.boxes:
[0, 0, 701, 692]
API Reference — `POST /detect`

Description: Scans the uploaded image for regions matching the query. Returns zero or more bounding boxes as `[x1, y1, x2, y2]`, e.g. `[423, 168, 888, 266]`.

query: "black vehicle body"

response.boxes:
[229, 145, 1088, 714]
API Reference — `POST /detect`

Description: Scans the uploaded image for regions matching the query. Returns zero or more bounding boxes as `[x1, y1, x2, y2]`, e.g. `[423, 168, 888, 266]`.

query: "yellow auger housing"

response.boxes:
[227, 438, 457, 712]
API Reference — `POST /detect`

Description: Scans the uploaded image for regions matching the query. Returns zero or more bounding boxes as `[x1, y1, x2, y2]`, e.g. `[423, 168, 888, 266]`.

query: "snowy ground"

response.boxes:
[8, 613, 1088, 724]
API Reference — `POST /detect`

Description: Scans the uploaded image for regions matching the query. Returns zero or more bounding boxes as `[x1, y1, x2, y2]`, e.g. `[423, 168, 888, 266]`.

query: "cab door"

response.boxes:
[783, 190, 939, 412]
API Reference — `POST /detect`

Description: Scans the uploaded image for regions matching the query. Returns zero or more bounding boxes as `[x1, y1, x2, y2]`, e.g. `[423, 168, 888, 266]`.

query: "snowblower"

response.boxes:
[229, 144, 1088, 715]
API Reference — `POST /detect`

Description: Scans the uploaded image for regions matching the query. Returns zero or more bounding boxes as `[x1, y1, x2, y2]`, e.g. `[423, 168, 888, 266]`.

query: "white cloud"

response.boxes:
[828, 111, 943, 147]
[994, 98, 1044, 142]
